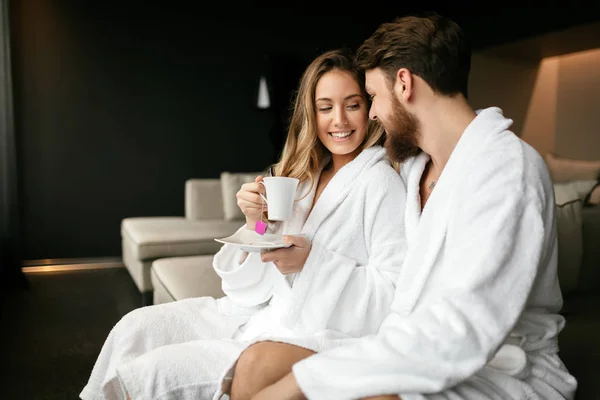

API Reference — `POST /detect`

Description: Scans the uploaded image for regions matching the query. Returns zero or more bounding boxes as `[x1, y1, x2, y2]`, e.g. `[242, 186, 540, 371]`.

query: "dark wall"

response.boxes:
[9, 2, 368, 260]
[12, 1, 599, 260]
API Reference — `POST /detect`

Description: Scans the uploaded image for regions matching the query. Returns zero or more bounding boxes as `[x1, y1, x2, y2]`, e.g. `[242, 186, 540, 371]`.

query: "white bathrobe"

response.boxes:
[80, 145, 408, 400]
[292, 108, 578, 400]
[214, 146, 408, 342]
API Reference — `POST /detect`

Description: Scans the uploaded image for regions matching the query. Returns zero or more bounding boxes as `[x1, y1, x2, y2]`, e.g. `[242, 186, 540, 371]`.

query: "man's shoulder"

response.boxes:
[482, 131, 551, 184]
[467, 131, 554, 208]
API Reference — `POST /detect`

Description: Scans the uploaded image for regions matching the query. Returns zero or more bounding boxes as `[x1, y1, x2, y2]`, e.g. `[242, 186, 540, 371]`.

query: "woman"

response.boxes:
[80, 48, 407, 400]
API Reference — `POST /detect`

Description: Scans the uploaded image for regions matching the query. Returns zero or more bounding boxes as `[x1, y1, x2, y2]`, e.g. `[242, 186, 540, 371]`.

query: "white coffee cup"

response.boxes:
[259, 177, 299, 221]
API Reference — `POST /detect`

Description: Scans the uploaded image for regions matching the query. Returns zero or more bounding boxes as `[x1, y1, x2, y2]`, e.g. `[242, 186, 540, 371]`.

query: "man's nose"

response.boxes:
[369, 107, 377, 121]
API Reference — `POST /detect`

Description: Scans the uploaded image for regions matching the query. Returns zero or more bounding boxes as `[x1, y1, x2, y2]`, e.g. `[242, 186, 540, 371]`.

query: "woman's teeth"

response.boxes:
[331, 131, 352, 138]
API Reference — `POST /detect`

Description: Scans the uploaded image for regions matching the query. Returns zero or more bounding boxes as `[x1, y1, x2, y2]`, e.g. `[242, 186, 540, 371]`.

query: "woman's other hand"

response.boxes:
[260, 235, 312, 274]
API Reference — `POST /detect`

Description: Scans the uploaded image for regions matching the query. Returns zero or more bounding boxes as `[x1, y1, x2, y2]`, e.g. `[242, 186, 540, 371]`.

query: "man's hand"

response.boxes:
[261, 235, 311, 274]
[251, 372, 306, 400]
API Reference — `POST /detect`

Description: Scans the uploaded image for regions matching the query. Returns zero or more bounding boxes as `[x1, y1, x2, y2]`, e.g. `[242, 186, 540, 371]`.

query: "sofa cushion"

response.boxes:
[185, 179, 224, 220]
[554, 180, 598, 204]
[220, 172, 264, 221]
[580, 207, 600, 292]
[151, 255, 224, 303]
[121, 217, 241, 260]
[545, 153, 600, 183]
[585, 183, 600, 206]
[555, 184, 583, 294]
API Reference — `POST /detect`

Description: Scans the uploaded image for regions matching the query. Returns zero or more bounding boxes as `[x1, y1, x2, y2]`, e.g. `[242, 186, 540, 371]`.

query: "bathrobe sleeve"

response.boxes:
[212, 226, 282, 308]
[292, 154, 548, 399]
[287, 168, 407, 337]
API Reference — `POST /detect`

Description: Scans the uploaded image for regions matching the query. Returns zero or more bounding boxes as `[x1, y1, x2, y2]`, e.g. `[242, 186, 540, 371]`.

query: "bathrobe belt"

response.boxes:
[487, 335, 558, 379]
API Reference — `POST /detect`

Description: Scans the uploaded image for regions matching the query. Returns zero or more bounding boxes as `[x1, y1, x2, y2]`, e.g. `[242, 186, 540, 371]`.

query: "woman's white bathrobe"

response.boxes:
[291, 108, 578, 400]
[79, 145, 408, 400]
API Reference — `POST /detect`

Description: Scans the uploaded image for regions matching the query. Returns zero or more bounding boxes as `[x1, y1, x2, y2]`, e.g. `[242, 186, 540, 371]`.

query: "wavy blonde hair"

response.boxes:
[272, 48, 385, 192]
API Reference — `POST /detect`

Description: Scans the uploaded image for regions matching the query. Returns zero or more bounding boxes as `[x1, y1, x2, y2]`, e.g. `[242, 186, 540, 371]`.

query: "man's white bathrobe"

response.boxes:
[79, 145, 408, 400]
[292, 108, 578, 400]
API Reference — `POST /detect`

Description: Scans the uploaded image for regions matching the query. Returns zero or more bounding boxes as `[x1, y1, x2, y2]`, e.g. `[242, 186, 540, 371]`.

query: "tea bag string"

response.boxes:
[259, 166, 272, 228]
[260, 187, 266, 226]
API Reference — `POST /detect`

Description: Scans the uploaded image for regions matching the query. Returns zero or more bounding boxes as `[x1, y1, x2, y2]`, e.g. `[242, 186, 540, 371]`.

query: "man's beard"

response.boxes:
[382, 94, 421, 163]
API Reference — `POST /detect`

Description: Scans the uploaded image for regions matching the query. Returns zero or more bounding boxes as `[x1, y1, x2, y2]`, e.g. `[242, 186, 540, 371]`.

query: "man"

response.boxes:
[229, 13, 577, 400]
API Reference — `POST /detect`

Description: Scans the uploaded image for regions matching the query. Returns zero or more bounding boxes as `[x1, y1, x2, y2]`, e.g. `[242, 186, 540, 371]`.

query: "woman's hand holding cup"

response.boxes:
[236, 176, 267, 230]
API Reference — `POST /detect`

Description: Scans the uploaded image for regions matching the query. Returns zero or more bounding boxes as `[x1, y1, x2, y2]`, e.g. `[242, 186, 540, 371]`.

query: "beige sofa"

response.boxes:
[150, 186, 600, 307]
[121, 173, 259, 304]
[151, 255, 224, 305]
[135, 154, 600, 306]
[546, 153, 600, 295]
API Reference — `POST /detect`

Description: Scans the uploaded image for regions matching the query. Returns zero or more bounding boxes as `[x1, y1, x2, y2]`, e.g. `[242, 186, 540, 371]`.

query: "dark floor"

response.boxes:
[557, 292, 600, 399]
[0, 267, 141, 399]
[0, 267, 598, 399]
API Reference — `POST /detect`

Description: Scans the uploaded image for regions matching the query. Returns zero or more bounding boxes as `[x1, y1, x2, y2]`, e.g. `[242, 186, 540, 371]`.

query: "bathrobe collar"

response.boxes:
[288, 146, 387, 240]
[397, 107, 514, 314]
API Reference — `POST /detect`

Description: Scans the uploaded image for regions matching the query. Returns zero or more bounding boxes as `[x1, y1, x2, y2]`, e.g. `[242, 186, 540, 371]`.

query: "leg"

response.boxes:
[230, 341, 315, 400]
[251, 376, 402, 400]
[117, 339, 247, 400]
[80, 296, 239, 400]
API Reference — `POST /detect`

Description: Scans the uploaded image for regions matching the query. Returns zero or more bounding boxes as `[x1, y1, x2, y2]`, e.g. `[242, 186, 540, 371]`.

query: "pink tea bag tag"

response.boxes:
[255, 181, 267, 235]
[255, 220, 267, 235]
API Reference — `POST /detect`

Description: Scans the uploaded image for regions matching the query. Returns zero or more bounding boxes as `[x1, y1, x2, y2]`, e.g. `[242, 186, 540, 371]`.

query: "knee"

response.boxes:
[116, 305, 161, 332]
[109, 310, 140, 340]
[118, 306, 145, 325]
[230, 342, 277, 400]
[234, 342, 273, 383]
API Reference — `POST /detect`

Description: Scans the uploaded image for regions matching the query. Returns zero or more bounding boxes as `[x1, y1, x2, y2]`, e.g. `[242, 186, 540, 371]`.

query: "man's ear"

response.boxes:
[395, 68, 413, 100]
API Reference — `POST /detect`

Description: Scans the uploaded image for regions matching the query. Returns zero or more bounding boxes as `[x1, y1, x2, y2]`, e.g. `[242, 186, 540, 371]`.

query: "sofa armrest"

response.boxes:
[185, 179, 224, 220]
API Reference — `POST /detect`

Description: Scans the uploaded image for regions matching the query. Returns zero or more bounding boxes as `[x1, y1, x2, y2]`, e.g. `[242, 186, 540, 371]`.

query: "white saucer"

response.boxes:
[215, 229, 292, 252]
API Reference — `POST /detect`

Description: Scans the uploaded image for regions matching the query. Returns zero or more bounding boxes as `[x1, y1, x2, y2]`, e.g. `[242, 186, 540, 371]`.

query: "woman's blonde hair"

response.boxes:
[272, 48, 385, 191]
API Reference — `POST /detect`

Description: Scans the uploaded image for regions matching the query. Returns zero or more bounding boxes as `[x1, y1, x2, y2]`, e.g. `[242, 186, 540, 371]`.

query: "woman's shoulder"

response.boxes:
[364, 154, 403, 183]
[359, 155, 406, 197]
